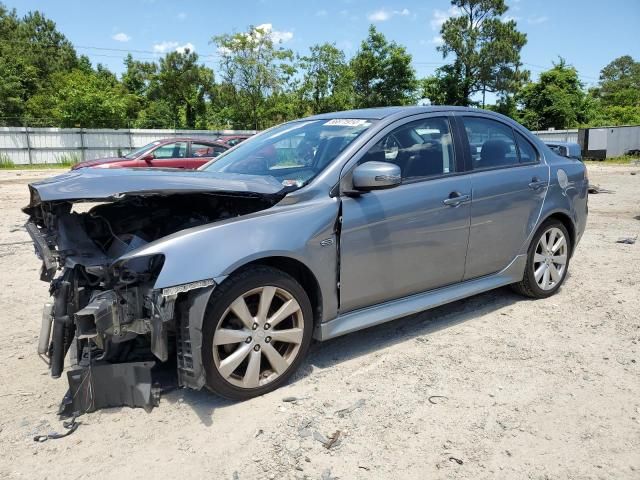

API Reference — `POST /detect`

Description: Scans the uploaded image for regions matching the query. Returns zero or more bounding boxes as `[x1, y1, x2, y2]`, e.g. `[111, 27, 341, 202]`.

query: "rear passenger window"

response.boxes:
[515, 132, 538, 163]
[360, 117, 455, 181]
[463, 117, 518, 170]
[191, 143, 216, 158]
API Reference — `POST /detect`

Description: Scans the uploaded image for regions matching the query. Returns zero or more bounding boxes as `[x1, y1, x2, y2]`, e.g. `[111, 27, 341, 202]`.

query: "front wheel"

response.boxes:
[512, 220, 571, 298]
[201, 266, 313, 400]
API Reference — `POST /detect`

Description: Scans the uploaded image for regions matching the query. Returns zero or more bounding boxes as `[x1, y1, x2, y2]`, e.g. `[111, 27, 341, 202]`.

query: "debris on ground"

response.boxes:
[33, 417, 80, 442]
[312, 430, 328, 445]
[616, 236, 638, 245]
[321, 468, 337, 480]
[323, 430, 342, 449]
[588, 184, 615, 194]
[428, 395, 448, 405]
[282, 396, 308, 403]
[449, 457, 464, 465]
[334, 399, 365, 417]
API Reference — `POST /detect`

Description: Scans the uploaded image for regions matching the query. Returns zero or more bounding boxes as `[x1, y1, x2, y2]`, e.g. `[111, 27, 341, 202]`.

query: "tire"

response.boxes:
[512, 219, 572, 299]
[201, 266, 313, 400]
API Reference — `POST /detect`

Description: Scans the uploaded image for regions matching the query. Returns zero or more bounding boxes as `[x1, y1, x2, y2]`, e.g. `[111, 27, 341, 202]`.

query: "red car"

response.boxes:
[71, 138, 229, 170]
[216, 134, 253, 147]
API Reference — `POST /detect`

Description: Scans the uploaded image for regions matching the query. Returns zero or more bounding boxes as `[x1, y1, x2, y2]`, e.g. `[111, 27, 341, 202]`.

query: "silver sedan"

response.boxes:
[25, 106, 588, 403]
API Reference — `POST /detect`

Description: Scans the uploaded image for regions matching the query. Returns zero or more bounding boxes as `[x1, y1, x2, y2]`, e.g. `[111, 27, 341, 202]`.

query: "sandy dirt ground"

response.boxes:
[0, 164, 638, 480]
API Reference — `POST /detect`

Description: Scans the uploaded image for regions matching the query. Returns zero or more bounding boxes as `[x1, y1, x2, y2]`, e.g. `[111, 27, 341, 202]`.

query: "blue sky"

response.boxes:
[9, 0, 640, 88]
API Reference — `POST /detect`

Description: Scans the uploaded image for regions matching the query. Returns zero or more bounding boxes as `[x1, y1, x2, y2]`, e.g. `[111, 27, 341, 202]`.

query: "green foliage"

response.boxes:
[155, 50, 214, 128]
[350, 25, 417, 108]
[134, 100, 176, 129]
[1, 1, 638, 133]
[517, 59, 590, 130]
[0, 4, 78, 124]
[298, 43, 354, 114]
[25, 68, 138, 127]
[596, 55, 640, 107]
[55, 152, 81, 166]
[437, 0, 528, 106]
[212, 25, 295, 129]
[0, 153, 15, 168]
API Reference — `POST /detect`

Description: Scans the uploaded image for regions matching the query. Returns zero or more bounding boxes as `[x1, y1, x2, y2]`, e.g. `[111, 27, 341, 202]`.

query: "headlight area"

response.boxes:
[41, 253, 173, 416]
[73, 254, 168, 360]
[38, 249, 222, 416]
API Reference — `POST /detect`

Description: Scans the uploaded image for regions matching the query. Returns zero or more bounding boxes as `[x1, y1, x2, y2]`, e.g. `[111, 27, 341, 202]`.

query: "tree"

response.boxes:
[517, 59, 589, 130]
[122, 54, 157, 98]
[437, 0, 527, 106]
[25, 69, 137, 128]
[596, 55, 640, 107]
[0, 3, 79, 124]
[298, 43, 353, 114]
[350, 25, 417, 108]
[154, 49, 214, 128]
[212, 25, 295, 129]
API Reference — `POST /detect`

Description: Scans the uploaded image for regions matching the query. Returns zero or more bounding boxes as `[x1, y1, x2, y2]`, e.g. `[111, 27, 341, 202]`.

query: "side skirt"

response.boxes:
[314, 254, 527, 341]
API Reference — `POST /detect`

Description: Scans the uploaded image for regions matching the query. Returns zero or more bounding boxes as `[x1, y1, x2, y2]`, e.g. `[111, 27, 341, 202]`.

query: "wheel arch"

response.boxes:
[222, 256, 324, 327]
[538, 211, 576, 256]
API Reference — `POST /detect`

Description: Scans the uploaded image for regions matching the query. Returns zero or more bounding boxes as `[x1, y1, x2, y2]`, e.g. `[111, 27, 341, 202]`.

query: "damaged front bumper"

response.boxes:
[28, 217, 216, 415]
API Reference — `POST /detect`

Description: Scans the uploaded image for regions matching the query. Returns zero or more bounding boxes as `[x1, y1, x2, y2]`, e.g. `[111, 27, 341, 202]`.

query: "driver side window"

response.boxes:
[359, 117, 456, 181]
[153, 142, 187, 159]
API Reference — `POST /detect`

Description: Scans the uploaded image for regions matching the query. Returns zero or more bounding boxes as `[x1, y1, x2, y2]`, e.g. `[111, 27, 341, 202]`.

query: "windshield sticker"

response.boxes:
[324, 119, 370, 127]
[282, 179, 304, 188]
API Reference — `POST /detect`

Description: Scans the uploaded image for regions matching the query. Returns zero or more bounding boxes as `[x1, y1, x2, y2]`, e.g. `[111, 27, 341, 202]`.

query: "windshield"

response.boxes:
[202, 119, 375, 188]
[125, 141, 161, 159]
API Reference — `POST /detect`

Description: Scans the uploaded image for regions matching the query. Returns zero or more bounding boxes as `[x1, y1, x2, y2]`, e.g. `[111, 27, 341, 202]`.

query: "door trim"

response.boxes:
[315, 253, 526, 341]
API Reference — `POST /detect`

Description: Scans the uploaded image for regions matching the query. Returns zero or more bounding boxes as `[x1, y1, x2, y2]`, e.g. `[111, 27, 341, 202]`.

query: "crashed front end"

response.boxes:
[23, 170, 283, 414]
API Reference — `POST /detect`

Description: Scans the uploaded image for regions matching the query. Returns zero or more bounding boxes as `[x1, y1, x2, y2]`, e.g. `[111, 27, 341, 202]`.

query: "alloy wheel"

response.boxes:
[212, 286, 304, 389]
[533, 227, 568, 291]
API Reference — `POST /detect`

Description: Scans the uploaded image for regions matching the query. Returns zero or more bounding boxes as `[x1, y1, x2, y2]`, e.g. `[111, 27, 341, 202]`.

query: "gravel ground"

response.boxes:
[0, 164, 638, 480]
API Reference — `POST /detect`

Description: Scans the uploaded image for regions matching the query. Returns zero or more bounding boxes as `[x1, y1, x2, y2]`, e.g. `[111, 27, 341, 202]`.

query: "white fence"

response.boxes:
[531, 129, 579, 143]
[0, 126, 582, 165]
[0, 127, 257, 165]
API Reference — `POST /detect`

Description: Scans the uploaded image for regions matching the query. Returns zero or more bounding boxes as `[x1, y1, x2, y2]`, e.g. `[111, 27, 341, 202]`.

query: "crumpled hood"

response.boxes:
[25, 168, 286, 207]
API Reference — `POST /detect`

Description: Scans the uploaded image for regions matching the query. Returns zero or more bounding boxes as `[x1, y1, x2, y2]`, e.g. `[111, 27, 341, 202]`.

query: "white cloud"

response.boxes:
[177, 12, 187, 20]
[431, 35, 444, 45]
[112, 32, 131, 42]
[430, 6, 461, 31]
[368, 9, 391, 21]
[315, 9, 327, 17]
[176, 42, 195, 53]
[502, 15, 520, 22]
[153, 41, 178, 53]
[368, 8, 410, 22]
[528, 15, 548, 24]
[152, 41, 195, 54]
[255, 23, 294, 43]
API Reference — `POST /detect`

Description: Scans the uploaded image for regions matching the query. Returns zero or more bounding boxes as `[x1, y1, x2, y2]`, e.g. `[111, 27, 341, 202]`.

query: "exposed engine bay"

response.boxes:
[24, 190, 279, 415]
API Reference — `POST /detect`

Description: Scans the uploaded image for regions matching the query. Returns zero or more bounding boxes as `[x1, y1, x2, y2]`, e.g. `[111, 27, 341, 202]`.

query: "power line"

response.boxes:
[2, 38, 604, 84]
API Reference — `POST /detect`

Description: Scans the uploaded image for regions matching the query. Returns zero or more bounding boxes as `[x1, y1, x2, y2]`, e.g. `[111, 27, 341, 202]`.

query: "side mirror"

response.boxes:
[141, 153, 154, 163]
[352, 161, 401, 191]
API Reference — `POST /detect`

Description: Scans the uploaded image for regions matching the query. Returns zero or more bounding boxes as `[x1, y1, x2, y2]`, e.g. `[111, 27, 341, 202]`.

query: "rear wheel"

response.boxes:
[512, 220, 571, 298]
[202, 266, 313, 400]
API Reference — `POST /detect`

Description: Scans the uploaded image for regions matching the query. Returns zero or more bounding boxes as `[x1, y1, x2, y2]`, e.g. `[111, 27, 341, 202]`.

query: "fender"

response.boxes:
[120, 195, 341, 323]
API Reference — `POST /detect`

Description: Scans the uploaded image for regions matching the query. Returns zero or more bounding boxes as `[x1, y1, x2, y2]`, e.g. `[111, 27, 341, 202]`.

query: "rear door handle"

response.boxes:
[443, 192, 470, 207]
[528, 177, 548, 190]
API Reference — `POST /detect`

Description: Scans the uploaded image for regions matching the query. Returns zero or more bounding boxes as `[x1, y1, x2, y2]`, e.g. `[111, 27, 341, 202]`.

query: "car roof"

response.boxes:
[155, 137, 228, 146]
[305, 105, 498, 121]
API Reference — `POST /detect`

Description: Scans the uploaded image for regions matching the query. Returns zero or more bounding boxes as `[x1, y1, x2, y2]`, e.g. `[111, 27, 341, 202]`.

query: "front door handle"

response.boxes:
[528, 177, 548, 190]
[443, 192, 470, 207]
